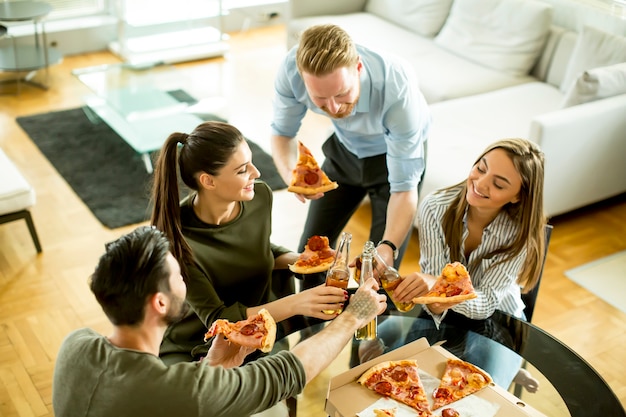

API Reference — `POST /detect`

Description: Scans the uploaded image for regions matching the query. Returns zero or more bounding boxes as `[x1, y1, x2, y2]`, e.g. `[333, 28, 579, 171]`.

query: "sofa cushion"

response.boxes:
[544, 30, 578, 88]
[561, 62, 626, 107]
[434, 0, 553, 76]
[402, 47, 535, 103]
[364, 0, 453, 38]
[0, 149, 36, 215]
[418, 82, 563, 206]
[560, 26, 626, 93]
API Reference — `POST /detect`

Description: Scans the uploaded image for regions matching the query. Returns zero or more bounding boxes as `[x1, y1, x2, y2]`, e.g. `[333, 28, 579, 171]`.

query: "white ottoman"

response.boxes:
[0, 148, 41, 252]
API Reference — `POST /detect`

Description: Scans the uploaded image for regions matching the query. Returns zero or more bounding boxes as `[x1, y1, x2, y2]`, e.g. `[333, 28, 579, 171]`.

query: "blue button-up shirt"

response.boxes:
[271, 45, 431, 193]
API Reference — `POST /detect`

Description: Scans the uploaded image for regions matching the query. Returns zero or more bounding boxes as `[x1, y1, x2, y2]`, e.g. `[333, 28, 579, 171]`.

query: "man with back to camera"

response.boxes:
[52, 225, 386, 417]
[271, 24, 431, 291]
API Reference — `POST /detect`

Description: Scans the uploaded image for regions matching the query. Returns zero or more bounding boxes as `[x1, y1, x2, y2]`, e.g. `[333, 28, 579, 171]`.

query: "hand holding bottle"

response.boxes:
[322, 232, 351, 315]
[355, 241, 378, 340]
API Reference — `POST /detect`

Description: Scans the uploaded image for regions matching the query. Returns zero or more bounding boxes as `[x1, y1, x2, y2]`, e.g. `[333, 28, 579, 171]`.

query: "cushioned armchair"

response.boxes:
[0, 148, 42, 253]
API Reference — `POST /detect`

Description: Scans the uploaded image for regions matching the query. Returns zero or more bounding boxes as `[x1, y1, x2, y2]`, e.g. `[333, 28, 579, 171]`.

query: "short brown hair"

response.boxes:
[296, 24, 359, 76]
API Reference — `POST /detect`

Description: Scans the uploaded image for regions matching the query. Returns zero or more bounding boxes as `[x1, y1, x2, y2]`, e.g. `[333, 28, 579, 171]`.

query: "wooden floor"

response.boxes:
[1, 25, 625, 416]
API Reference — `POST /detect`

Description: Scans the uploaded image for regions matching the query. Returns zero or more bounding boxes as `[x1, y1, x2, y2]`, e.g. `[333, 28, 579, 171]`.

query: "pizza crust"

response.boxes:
[412, 292, 477, 305]
[287, 181, 338, 195]
[257, 309, 277, 353]
[288, 260, 334, 274]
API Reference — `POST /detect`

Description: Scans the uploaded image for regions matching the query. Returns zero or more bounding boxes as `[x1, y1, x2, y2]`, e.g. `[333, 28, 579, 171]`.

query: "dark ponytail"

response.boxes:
[151, 133, 193, 278]
[150, 121, 246, 278]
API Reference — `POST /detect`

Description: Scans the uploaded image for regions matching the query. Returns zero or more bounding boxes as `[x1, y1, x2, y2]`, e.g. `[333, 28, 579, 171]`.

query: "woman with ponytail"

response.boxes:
[151, 121, 348, 364]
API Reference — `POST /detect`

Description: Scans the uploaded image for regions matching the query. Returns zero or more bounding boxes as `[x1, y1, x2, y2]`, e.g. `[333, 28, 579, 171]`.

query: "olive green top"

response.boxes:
[160, 181, 292, 362]
[53, 328, 306, 417]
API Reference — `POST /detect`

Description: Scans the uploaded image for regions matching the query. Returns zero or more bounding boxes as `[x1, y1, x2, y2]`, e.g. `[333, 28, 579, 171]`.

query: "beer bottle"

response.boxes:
[355, 241, 377, 340]
[372, 247, 415, 312]
[322, 232, 352, 314]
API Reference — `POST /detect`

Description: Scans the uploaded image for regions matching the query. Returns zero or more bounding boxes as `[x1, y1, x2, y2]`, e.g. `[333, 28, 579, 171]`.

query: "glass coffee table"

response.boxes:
[72, 63, 225, 173]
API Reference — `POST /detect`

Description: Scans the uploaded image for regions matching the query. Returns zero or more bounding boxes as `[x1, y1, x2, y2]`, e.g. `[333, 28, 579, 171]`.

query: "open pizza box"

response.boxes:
[325, 337, 548, 417]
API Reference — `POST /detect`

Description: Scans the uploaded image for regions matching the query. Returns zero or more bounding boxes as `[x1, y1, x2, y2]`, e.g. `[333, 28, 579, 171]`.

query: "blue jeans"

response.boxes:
[375, 313, 523, 389]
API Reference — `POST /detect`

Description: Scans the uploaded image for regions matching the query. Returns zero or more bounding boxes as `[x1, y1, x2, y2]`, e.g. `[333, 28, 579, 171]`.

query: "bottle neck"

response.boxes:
[332, 232, 352, 271]
[360, 254, 374, 280]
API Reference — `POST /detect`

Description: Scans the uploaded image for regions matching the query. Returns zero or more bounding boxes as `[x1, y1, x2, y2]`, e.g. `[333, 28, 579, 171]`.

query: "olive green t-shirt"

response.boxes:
[160, 181, 293, 362]
[53, 328, 306, 417]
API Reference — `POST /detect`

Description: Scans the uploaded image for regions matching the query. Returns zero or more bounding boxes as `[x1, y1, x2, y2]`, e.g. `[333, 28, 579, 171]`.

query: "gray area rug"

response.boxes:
[16, 100, 287, 229]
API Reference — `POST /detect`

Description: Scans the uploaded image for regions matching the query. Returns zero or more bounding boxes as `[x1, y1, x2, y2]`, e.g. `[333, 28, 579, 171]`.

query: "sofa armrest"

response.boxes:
[288, 0, 367, 19]
[530, 94, 626, 216]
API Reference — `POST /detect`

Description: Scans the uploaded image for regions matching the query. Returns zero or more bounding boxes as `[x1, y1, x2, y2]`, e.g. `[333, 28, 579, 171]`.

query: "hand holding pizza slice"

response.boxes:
[204, 308, 276, 353]
[412, 262, 477, 305]
[288, 141, 338, 195]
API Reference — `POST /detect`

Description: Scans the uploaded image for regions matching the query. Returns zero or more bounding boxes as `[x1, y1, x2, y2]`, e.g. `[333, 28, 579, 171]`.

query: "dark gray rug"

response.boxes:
[16, 102, 287, 229]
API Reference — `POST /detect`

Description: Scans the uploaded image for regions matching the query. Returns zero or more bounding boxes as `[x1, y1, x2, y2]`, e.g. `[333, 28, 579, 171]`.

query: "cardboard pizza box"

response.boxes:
[325, 337, 548, 417]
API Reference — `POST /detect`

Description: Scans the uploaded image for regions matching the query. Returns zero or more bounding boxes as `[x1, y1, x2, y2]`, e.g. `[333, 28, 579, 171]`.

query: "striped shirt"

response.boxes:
[418, 187, 526, 320]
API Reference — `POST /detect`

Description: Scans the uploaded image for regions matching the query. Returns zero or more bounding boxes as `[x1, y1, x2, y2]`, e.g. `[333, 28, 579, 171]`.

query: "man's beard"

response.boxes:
[321, 96, 359, 119]
[164, 296, 190, 326]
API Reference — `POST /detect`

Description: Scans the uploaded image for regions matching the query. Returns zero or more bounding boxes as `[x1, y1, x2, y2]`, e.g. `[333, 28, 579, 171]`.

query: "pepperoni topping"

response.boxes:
[373, 381, 393, 396]
[366, 373, 382, 384]
[434, 387, 452, 400]
[442, 408, 460, 417]
[304, 171, 320, 185]
[306, 235, 329, 252]
[239, 323, 259, 336]
[388, 368, 408, 383]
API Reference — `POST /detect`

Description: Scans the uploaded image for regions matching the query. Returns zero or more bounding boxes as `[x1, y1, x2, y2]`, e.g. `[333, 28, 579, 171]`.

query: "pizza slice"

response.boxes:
[204, 308, 276, 353]
[287, 141, 338, 195]
[432, 358, 493, 410]
[373, 408, 397, 417]
[412, 262, 477, 304]
[289, 235, 336, 274]
[357, 360, 432, 417]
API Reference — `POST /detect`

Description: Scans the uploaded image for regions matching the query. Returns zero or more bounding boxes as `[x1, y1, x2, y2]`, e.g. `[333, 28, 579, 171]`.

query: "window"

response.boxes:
[42, 0, 108, 20]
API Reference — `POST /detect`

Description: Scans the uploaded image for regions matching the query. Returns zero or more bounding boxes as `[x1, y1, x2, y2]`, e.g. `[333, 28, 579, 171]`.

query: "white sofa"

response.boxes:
[286, 0, 626, 220]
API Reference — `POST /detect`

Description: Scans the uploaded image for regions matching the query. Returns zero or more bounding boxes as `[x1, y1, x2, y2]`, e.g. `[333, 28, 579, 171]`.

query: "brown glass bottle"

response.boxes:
[322, 232, 351, 315]
[355, 241, 377, 340]
[372, 248, 415, 312]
